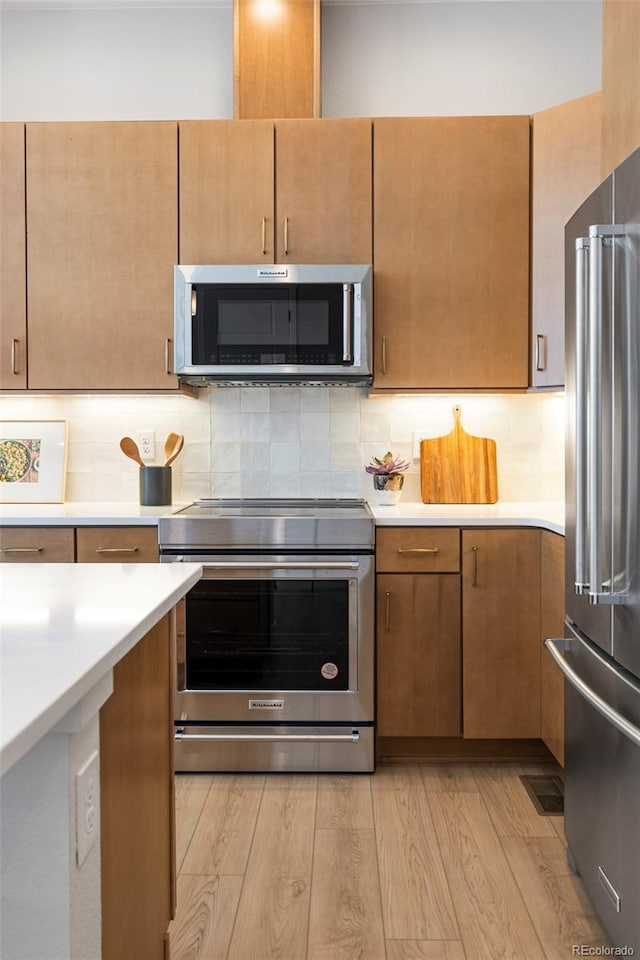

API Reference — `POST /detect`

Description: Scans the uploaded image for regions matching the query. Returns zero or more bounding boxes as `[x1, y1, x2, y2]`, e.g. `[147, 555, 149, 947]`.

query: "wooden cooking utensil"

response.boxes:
[163, 432, 181, 464]
[163, 434, 184, 467]
[119, 436, 145, 467]
[420, 405, 498, 504]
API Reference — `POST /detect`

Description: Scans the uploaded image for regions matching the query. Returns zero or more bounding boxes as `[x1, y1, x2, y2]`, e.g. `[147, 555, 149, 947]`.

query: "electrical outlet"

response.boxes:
[136, 429, 155, 463]
[76, 750, 99, 867]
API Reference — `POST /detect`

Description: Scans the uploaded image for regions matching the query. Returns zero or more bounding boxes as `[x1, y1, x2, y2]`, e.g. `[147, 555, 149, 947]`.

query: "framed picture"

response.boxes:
[0, 420, 68, 503]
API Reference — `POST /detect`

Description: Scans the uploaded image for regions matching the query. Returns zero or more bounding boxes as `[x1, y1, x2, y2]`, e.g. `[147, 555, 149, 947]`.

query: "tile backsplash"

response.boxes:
[0, 388, 565, 503]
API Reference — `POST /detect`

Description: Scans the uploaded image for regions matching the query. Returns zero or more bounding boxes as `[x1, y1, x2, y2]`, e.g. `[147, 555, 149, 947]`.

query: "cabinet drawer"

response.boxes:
[0, 526, 75, 562]
[376, 527, 460, 573]
[76, 526, 158, 563]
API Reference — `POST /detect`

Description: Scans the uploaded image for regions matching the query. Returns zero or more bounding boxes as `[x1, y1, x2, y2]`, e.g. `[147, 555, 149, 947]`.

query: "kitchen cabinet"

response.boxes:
[0, 525, 158, 563]
[0, 123, 27, 390]
[462, 529, 541, 738]
[531, 93, 602, 388]
[0, 526, 75, 563]
[100, 611, 174, 960]
[76, 526, 159, 563]
[540, 531, 565, 765]
[376, 528, 461, 737]
[179, 118, 372, 264]
[372, 116, 530, 390]
[602, 0, 640, 177]
[25, 122, 178, 390]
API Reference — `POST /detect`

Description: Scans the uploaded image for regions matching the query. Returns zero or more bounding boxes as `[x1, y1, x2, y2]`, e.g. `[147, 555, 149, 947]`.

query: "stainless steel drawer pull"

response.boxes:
[95, 547, 139, 554]
[175, 731, 360, 743]
[261, 216, 267, 255]
[1, 546, 43, 553]
[471, 545, 478, 586]
[385, 590, 391, 631]
[545, 638, 640, 747]
[382, 336, 387, 374]
[397, 547, 439, 555]
[283, 216, 289, 255]
[165, 338, 172, 375]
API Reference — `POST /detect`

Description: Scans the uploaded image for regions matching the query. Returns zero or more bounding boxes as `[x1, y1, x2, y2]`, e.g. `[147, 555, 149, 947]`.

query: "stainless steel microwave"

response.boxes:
[173, 264, 372, 386]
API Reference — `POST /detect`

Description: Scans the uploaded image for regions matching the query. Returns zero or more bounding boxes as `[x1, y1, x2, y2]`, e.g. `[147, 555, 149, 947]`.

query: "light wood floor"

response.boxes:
[168, 762, 608, 960]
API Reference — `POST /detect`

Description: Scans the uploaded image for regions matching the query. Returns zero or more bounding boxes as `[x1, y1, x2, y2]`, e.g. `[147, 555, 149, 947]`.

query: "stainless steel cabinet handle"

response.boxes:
[343, 283, 353, 362]
[1, 547, 43, 553]
[545, 638, 640, 746]
[471, 545, 478, 587]
[175, 731, 360, 743]
[385, 590, 391, 631]
[11, 338, 19, 375]
[381, 336, 387, 375]
[574, 237, 589, 594]
[165, 338, 172, 375]
[535, 333, 547, 372]
[397, 547, 439, 555]
[283, 216, 289, 255]
[191, 290, 197, 317]
[261, 216, 267, 255]
[95, 547, 139, 554]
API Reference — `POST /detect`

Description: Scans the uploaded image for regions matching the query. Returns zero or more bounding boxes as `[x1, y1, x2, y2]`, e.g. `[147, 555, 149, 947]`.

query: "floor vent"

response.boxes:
[519, 774, 564, 816]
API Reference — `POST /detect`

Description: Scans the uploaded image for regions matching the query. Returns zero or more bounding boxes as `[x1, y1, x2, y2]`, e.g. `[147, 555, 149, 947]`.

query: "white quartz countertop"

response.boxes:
[0, 502, 188, 526]
[367, 500, 565, 535]
[0, 562, 202, 775]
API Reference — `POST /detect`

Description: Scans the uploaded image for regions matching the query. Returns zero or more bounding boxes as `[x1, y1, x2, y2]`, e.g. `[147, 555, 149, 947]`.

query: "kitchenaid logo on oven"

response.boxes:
[249, 699, 285, 710]
[256, 268, 288, 279]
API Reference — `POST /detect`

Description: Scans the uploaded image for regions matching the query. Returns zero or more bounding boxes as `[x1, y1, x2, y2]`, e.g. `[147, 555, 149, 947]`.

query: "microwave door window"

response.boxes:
[294, 284, 351, 365]
[192, 285, 293, 365]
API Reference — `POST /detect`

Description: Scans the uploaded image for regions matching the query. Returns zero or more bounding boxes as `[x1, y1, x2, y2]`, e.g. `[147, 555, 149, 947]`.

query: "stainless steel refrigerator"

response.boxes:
[546, 145, 640, 953]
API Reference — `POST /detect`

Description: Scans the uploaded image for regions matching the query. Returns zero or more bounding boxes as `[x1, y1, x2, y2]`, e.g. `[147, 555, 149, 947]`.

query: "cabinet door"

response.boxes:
[26, 122, 178, 390]
[76, 526, 158, 563]
[0, 526, 75, 562]
[274, 119, 372, 263]
[0, 123, 27, 389]
[373, 117, 530, 389]
[602, 0, 640, 176]
[462, 529, 541, 738]
[377, 573, 461, 737]
[100, 614, 173, 960]
[540, 531, 565, 765]
[179, 120, 275, 263]
[531, 93, 602, 387]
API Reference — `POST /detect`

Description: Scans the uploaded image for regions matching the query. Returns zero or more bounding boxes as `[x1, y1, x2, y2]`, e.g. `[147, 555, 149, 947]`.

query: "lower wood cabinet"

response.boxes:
[99, 612, 174, 960]
[540, 531, 565, 765]
[0, 526, 75, 562]
[462, 528, 542, 739]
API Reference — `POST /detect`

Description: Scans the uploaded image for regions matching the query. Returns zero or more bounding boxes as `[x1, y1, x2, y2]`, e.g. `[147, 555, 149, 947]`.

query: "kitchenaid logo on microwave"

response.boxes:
[249, 699, 285, 710]
[256, 268, 288, 279]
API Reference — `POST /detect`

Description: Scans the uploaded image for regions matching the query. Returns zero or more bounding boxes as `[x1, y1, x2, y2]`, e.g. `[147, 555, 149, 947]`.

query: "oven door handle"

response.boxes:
[175, 730, 361, 743]
[171, 559, 360, 570]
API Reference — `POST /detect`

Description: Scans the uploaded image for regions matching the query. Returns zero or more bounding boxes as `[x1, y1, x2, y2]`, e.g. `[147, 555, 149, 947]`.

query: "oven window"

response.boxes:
[185, 579, 350, 691]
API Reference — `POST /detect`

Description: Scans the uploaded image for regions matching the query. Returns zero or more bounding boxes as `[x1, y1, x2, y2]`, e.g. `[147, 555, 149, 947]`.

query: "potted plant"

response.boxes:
[364, 451, 410, 505]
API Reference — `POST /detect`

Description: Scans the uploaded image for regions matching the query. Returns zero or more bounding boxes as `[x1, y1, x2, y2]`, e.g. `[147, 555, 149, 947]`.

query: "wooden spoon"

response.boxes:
[119, 436, 145, 467]
[163, 431, 181, 465]
[163, 434, 184, 467]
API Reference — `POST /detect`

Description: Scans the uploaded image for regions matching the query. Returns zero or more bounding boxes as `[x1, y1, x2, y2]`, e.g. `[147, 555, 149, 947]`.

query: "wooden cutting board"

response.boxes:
[420, 406, 498, 503]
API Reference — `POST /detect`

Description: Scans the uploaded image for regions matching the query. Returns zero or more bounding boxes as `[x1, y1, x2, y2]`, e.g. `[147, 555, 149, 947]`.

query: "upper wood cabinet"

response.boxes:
[373, 116, 530, 390]
[462, 528, 541, 739]
[26, 122, 178, 390]
[0, 123, 27, 390]
[531, 93, 602, 388]
[179, 118, 372, 265]
[602, 0, 640, 177]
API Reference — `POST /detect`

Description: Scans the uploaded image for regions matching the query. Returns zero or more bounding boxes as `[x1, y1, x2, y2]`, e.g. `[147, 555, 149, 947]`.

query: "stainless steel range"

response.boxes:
[158, 499, 375, 773]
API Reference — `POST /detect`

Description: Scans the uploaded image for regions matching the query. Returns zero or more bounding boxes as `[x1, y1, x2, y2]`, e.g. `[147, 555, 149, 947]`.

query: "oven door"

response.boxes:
[173, 554, 374, 725]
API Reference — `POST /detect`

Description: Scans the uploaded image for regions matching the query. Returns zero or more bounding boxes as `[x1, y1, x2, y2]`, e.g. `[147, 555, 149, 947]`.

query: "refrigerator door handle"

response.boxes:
[545, 638, 640, 746]
[574, 237, 590, 594]
[587, 224, 628, 606]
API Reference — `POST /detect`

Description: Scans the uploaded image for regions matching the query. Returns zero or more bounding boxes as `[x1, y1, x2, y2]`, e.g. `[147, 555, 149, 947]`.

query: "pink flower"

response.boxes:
[364, 451, 410, 476]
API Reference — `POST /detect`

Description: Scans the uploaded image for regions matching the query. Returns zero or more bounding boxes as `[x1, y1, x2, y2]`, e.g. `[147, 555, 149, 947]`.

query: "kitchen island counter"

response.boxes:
[0, 561, 201, 775]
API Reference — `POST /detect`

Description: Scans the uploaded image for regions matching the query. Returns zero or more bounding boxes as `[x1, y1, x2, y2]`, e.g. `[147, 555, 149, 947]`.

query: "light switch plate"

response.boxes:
[76, 750, 100, 867]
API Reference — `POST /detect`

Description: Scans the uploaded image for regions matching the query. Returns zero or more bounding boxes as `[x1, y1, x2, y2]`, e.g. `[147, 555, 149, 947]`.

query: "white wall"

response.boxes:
[0, 1, 601, 121]
[322, 0, 602, 117]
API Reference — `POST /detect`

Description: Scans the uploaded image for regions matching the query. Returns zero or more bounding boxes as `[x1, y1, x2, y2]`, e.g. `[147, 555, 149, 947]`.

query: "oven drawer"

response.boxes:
[376, 527, 460, 573]
[174, 724, 374, 773]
